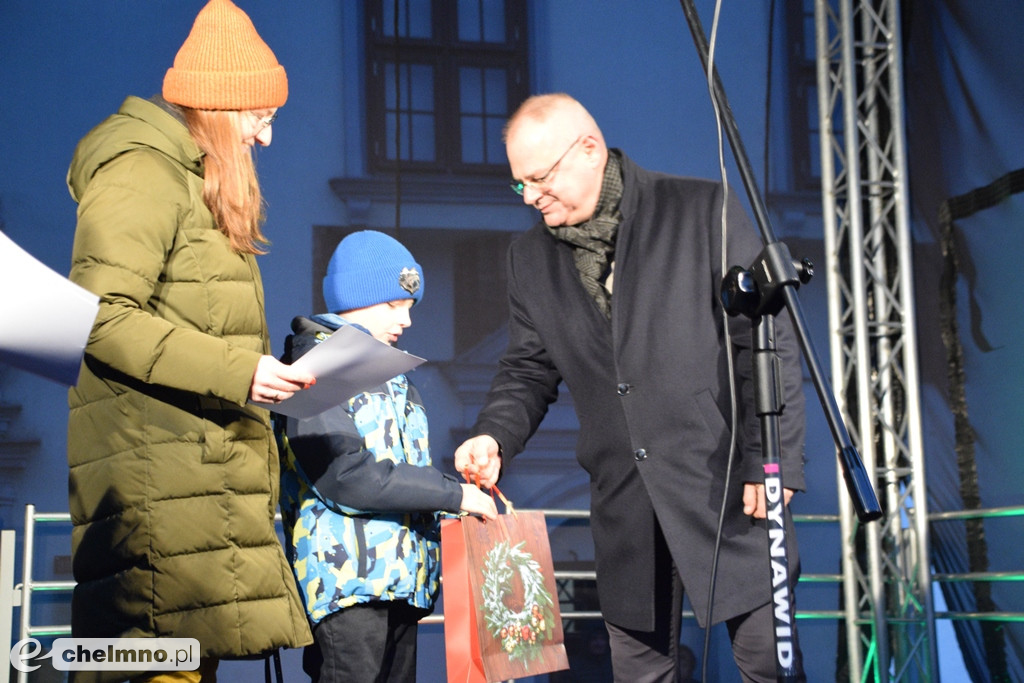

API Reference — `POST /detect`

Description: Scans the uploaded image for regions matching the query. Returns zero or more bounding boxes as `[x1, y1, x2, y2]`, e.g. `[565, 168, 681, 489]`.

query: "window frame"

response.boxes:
[364, 0, 530, 176]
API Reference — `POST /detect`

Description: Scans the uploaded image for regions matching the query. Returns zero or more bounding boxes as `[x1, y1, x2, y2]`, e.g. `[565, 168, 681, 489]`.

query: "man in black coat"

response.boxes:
[454, 93, 807, 682]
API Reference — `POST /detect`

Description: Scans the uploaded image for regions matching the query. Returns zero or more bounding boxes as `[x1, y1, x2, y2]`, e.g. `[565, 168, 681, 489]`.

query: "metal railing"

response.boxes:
[4, 504, 1022, 679]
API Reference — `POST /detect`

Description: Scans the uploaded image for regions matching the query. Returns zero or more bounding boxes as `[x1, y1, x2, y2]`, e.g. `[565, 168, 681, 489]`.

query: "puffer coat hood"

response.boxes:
[65, 95, 311, 680]
[68, 96, 202, 201]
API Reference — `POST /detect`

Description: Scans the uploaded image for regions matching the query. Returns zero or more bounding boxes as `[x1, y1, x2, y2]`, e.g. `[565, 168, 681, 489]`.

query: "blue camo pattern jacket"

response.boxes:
[276, 314, 465, 624]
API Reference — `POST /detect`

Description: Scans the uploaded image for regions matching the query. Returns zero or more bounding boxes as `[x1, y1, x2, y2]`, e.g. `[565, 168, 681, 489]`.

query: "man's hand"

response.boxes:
[742, 482, 796, 519]
[459, 484, 499, 520]
[454, 434, 502, 489]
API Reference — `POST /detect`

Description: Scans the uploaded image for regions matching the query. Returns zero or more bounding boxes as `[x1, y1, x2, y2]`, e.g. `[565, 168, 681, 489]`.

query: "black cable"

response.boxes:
[764, 0, 776, 197]
[699, 3, 734, 680]
[392, 0, 402, 232]
[696, 1, 780, 678]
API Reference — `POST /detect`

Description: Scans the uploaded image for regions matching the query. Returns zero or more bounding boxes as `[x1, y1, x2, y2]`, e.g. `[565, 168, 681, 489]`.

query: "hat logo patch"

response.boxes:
[399, 267, 421, 296]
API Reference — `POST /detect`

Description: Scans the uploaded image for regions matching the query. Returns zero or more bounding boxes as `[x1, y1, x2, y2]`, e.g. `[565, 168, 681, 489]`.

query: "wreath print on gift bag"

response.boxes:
[480, 538, 558, 663]
[442, 501, 568, 682]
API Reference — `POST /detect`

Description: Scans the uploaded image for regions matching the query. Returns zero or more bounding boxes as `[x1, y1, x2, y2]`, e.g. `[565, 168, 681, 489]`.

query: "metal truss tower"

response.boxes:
[814, 0, 937, 680]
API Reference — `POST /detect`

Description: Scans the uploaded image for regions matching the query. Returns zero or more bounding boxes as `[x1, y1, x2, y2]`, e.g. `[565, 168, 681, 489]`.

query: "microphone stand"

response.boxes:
[676, 1, 883, 680]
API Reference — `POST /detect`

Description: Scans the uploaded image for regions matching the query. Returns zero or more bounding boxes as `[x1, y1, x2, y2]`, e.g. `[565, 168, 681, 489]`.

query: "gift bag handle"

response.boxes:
[471, 481, 517, 542]
[488, 483, 517, 518]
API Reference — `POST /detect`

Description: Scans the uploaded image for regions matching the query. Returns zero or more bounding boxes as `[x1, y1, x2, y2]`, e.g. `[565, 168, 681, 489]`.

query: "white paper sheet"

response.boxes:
[252, 324, 426, 419]
[0, 230, 99, 386]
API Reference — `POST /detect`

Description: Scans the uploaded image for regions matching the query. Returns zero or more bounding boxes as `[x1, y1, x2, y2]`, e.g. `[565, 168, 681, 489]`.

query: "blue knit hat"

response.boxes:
[323, 231, 424, 313]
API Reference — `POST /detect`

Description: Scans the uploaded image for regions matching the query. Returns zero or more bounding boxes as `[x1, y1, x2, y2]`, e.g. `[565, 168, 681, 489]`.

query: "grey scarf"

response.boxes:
[547, 151, 623, 319]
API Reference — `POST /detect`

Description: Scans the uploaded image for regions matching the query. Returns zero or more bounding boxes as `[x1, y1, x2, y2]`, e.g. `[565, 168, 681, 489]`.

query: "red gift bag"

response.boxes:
[442, 510, 570, 683]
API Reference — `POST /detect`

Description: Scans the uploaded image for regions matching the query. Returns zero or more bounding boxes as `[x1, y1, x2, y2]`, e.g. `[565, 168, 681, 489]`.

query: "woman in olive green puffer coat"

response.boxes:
[64, 2, 314, 680]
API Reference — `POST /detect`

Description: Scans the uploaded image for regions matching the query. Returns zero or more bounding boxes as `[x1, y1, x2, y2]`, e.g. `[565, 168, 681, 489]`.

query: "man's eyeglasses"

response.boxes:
[509, 136, 581, 196]
[249, 111, 278, 132]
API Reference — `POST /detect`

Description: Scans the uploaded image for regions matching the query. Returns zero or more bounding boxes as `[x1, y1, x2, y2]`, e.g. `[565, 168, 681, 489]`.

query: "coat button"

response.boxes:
[634, 448, 647, 461]
[617, 383, 631, 396]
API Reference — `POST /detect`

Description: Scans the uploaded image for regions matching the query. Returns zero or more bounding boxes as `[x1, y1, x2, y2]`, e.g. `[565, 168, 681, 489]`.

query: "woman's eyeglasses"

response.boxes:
[249, 111, 278, 132]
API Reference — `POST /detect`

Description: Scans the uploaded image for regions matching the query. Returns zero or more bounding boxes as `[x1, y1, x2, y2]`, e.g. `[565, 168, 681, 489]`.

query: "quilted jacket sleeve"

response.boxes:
[69, 149, 261, 405]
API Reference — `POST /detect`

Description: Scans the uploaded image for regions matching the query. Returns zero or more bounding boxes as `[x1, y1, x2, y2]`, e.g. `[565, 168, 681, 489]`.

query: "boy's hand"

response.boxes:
[459, 484, 499, 521]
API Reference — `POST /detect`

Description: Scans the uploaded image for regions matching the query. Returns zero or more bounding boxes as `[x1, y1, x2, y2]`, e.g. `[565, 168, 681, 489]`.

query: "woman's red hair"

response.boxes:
[183, 108, 269, 255]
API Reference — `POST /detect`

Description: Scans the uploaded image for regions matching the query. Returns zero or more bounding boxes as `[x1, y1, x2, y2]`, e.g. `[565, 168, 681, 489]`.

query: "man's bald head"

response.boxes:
[504, 94, 609, 227]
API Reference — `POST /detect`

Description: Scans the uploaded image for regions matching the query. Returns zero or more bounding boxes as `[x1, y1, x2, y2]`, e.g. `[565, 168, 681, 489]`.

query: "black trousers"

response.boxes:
[303, 601, 429, 683]
[605, 524, 805, 683]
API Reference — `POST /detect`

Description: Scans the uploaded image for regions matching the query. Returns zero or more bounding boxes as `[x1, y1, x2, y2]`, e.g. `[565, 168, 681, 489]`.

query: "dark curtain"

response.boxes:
[905, 2, 1024, 680]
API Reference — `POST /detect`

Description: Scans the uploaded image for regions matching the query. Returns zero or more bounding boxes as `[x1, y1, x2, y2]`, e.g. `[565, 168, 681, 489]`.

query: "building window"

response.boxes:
[365, 0, 529, 175]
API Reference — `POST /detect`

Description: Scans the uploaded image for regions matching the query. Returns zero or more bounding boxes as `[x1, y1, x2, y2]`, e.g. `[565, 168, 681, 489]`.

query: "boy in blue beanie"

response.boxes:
[276, 230, 498, 683]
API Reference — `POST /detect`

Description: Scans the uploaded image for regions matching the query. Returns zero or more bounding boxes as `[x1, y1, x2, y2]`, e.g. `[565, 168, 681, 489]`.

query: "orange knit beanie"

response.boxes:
[163, 0, 287, 110]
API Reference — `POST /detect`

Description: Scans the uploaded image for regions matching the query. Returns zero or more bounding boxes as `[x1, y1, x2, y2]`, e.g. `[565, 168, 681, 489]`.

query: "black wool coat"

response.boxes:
[473, 152, 807, 631]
